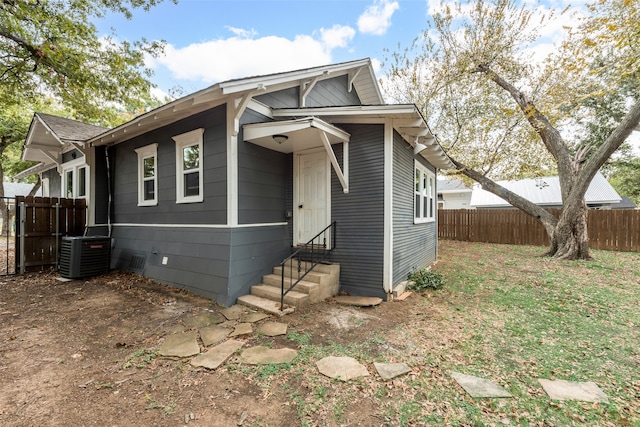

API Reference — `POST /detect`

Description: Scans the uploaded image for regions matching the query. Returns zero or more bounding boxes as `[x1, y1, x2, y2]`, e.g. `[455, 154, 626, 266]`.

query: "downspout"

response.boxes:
[105, 145, 113, 237]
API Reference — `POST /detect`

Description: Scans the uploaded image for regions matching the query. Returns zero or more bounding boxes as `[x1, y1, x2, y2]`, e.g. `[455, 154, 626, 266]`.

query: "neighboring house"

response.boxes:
[437, 178, 473, 209]
[614, 196, 637, 209]
[1, 182, 36, 231]
[3, 182, 35, 199]
[470, 172, 622, 209]
[17, 58, 454, 306]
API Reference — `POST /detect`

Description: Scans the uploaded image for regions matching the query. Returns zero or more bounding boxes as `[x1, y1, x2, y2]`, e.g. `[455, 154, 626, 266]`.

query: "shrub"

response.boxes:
[407, 268, 445, 291]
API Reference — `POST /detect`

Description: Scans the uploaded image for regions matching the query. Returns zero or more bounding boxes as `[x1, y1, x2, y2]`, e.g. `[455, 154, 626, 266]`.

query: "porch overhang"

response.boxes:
[243, 117, 351, 193]
[272, 105, 456, 170]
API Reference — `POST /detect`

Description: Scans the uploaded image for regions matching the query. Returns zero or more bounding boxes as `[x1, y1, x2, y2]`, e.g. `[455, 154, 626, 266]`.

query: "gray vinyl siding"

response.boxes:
[111, 106, 227, 225]
[110, 224, 289, 306]
[238, 109, 289, 224]
[254, 88, 299, 108]
[306, 75, 361, 107]
[62, 149, 83, 163]
[254, 75, 361, 109]
[42, 167, 61, 197]
[93, 146, 109, 225]
[392, 133, 437, 285]
[328, 124, 386, 298]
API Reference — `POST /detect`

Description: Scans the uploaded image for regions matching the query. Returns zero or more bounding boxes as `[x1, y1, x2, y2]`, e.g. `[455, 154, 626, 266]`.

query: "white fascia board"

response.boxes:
[244, 117, 350, 142]
[90, 85, 224, 146]
[219, 59, 373, 95]
[274, 104, 420, 118]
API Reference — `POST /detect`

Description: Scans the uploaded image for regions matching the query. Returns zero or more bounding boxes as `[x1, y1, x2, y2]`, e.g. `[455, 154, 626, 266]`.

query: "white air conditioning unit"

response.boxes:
[59, 236, 111, 279]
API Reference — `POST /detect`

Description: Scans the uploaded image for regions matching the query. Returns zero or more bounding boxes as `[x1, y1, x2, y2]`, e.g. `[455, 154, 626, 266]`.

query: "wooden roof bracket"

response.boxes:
[320, 130, 349, 194]
[347, 67, 363, 93]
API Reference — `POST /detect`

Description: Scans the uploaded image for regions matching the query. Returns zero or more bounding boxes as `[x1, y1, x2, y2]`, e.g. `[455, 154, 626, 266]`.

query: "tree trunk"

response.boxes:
[546, 199, 591, 260]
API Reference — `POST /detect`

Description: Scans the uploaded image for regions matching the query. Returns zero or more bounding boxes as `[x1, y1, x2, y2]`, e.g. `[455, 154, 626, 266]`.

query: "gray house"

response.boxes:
[18, 59, 453, 306]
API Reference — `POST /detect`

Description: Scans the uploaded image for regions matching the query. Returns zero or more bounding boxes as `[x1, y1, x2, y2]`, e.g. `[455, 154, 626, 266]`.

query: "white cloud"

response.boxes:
[320, 25, 356, 50]
[226, 26, 258, 39]
[154, 31, 343, 84]
[357, 0, 400, 36]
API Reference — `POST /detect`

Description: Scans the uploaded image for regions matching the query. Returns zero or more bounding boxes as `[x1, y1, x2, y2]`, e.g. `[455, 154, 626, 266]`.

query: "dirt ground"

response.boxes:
[0, 267, 416, 426]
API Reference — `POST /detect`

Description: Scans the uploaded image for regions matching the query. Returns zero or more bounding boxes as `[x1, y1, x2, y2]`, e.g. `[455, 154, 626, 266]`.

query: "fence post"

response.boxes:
[55, 202, 60, 269]
[19, 201, 26, 274]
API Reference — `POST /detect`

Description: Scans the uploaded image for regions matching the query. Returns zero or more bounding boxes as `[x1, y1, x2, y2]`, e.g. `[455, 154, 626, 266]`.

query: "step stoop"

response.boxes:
[237, 294, 294, 316]
[239, 262, 340, 315]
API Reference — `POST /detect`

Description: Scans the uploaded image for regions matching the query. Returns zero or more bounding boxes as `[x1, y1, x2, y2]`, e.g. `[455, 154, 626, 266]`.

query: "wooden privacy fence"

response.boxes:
[438, 209, 640, 252]
[14, 196, 87, 273]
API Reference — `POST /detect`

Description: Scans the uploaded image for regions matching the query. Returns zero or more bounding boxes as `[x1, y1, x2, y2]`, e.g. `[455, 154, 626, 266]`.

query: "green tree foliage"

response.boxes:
[0, 0, 172, 125]
[382, 0, 640, 260]
[607, 156, 640, 205]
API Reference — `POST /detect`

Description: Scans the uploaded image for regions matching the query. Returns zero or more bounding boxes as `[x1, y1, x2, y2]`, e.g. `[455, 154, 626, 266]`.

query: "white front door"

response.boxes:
[295, 150, 330, 245]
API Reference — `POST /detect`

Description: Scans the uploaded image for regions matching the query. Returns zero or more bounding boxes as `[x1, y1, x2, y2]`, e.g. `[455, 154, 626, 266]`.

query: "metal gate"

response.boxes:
[4, 197, 88, 275]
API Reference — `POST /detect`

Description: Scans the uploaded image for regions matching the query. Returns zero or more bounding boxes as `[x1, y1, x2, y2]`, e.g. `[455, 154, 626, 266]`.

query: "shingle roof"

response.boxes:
[36, 113, 107, 142]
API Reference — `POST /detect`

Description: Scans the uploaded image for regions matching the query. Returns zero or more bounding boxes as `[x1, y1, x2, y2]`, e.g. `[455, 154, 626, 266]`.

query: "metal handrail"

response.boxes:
[280, 221, 336, 310]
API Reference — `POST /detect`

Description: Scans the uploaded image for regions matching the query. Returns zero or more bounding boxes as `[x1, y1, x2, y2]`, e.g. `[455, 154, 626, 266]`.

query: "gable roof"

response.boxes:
[3, 182, 35, 198]
[470, 172, 621, 208]
[20, 113, 107, 169]
[90, 58, 383, 147]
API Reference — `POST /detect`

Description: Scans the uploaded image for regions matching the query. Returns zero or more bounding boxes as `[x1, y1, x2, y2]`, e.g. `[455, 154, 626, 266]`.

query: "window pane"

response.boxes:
[415, 169, 420, 193]
[415, 194, 421, 217]
[143, 179, 155, 200]
[78, 167, 86, 197]
[184, 171, 199, 197]
[143, 156, 155, 178]
[66, 171, 73, 198]
[183, 145, 199, 170]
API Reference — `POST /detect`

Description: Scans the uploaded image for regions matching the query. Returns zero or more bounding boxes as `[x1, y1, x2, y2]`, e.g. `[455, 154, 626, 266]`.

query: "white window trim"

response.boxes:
[135, 143, 158, 206]
[42, 177, 50, 197]
[62, 157, 89, 200]
[414, 160, 435, 223]
[173, 128, 204, 204]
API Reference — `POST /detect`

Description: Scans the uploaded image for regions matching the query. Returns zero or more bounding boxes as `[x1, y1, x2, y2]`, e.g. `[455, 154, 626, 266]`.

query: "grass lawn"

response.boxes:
[246, 240, 640, 426]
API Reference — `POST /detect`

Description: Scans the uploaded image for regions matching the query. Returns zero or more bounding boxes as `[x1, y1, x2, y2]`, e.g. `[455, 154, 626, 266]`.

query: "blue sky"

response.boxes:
[96, 0, 433, 95]
[94, 0, 585, 97]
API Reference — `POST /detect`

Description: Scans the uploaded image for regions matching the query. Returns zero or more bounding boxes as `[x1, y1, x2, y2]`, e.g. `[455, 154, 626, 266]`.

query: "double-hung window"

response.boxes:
[173, 128, 204, 203]
[414, 161, 435, 223]
[62, 157, 89, 200]
[135, 143, 158, 206]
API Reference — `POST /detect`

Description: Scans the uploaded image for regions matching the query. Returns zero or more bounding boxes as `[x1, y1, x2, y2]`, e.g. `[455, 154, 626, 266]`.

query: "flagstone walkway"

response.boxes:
[157, 304, 610, 403]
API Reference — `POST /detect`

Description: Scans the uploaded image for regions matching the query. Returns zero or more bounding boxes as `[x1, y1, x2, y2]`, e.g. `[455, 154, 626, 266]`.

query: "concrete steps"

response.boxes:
[237, 261, 340, 315]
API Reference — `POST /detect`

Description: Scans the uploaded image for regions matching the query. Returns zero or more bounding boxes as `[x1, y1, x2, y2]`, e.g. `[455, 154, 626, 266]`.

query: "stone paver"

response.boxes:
[258, 322, 288, 337]
[316, 356, 369, 381]
[538, 379, 609, 403]
[199, 325, 231, 347]
[190, 339, 244, 370]
[450, 371, 512, 398]
[374, 362, 412, 380]
[220, 305, 246, 321]
[182, 312, 225, 328]
[239, 346, 298, 364]
[334, 295, 383, 307]
[241, 312, 270, 323]
[229, 322, 253, 337]
[158, 330, 200, 358]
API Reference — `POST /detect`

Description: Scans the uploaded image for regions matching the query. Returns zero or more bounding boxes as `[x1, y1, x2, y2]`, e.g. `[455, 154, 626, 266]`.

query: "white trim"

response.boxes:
[414, 160, 436, 223]
[293, 148, 331, 246]
[227, 105, 238, 226]
[383, 119, 394, 293]
[173, 128, 204, 204]
[61, 157, 89, 200]
[134, 143, 158, 206]
[105, 222, 288, 229]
